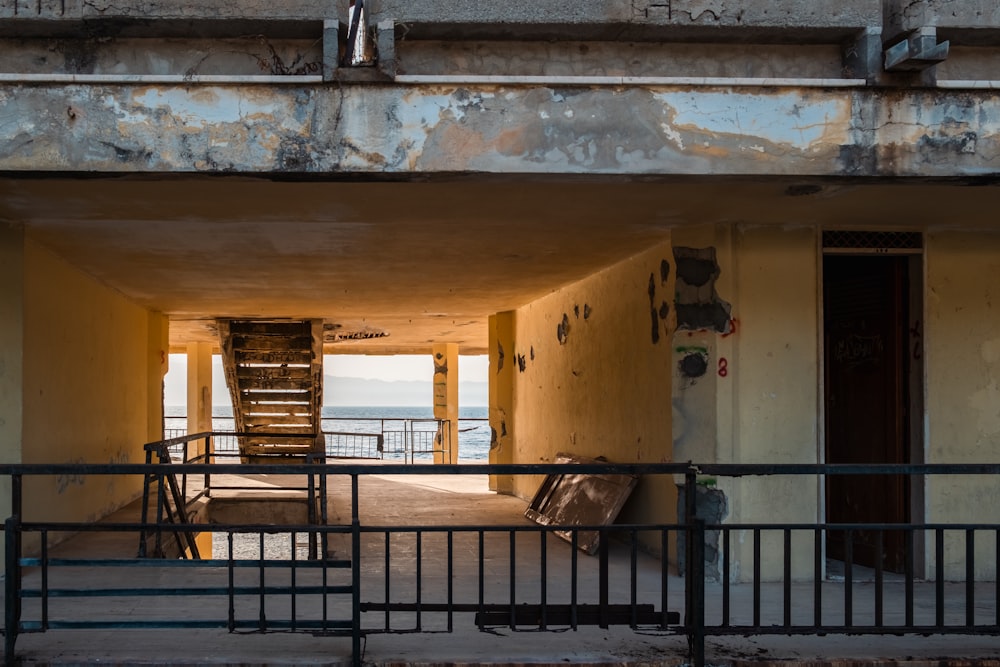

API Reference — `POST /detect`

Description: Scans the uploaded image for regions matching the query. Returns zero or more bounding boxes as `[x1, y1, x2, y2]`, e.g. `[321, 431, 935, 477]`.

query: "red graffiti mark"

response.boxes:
[721, 318, 739, 338]
[910, 320, 922, 361]
[718, 358, 729, 377]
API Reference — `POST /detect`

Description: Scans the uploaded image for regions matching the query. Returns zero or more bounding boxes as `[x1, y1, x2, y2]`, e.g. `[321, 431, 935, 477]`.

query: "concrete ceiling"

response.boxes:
[4, 176, 1000, 354]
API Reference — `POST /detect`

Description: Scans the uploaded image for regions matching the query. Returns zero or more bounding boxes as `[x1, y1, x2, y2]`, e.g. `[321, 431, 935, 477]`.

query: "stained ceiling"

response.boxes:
[4, 175, 999, 354]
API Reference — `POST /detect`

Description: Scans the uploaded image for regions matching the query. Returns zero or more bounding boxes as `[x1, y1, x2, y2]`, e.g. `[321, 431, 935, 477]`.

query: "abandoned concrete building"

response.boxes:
[2, 2, 1000, 659]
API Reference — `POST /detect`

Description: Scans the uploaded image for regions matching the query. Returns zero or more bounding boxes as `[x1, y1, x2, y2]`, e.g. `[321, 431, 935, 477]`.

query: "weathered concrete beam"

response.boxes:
[1, 82, 999, 178]
[0, 0, 880, 41]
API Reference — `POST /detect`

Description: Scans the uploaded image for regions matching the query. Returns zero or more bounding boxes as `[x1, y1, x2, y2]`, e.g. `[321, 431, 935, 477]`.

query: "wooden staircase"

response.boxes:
[218, 319, 325, 462]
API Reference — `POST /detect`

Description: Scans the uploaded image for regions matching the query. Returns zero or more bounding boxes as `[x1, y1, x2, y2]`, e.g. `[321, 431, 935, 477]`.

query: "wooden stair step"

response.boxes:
[245, 406, 315, 417]
[235, 366, 313, 381]
[243, 415, 316, 433]
[228, 321, 312, 337]
[230, 334, 313, 351]
[235, 349, 313, 365]
[244, 443, 322, 454]
[236, 377, 314, 391]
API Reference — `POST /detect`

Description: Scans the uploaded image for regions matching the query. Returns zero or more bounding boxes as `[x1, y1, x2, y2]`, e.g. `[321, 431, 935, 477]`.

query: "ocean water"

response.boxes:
[164, 405, 491, 461]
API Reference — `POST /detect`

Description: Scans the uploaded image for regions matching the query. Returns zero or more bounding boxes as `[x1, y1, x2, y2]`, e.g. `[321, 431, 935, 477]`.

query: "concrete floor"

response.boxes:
[7, 467, 1000, 666]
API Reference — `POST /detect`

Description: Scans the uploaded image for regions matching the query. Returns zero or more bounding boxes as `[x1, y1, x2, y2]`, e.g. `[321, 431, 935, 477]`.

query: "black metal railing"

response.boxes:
[164, 416, 476, 461]
[3, 441, 1000, 666]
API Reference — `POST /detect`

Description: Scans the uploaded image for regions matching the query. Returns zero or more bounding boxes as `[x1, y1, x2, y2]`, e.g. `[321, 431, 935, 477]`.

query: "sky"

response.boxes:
[163, 353, 489, 406]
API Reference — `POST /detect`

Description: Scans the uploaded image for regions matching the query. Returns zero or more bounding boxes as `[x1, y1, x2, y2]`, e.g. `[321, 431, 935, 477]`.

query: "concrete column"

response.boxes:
[432, 343, 459, 464]
[147, 312, 169, 444]
[488, 312, 515, 493]
[0, 223, 23, 468]
[186, 342, 213, 461]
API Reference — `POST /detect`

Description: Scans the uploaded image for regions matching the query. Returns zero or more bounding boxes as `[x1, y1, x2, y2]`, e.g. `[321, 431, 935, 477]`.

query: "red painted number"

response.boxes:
[718, 358, 728, 377]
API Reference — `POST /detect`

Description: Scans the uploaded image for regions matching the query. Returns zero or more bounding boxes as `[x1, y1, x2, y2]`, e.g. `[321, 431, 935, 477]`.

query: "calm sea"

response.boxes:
[164, 405, 491, 461]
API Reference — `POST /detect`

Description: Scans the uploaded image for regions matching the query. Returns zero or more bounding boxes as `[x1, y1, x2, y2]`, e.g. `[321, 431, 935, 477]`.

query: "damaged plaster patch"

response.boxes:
[677, 483, 729, 582]
[434, 352, 447, 375]
[674, 246, 732, 333]
[496, 340, 504, 373]
[660, 91, 847, 151]
[647, 260, 672, 344]
[677, 347, 709, 379]
[557, 313, 570, 345]
[648, 273, 660, 344]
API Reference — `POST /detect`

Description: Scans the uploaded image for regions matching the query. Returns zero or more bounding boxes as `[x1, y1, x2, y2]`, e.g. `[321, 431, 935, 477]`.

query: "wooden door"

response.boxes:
[824, 255, 909, 572]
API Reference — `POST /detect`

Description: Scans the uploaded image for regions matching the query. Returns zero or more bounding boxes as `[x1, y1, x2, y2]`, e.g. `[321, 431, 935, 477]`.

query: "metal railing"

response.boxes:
[3, 441, 1000, 666]
[165, 416, 472, 462]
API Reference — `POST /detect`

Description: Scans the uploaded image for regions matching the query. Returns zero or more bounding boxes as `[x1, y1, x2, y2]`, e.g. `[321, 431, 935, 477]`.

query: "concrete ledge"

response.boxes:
[0, 0, 880, 42]
[889, 0, 1000, 41]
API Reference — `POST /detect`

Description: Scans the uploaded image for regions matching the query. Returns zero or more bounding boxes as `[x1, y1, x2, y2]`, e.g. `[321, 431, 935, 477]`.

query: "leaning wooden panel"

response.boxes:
[524, 453, 638, 556]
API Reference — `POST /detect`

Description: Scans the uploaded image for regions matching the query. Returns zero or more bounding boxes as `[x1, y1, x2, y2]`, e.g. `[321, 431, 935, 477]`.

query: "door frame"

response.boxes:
[817, 231, 925, 577]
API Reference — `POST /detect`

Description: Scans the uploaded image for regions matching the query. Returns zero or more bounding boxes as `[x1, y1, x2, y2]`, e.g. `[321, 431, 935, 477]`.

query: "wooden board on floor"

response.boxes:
[524, 453, 638, 555]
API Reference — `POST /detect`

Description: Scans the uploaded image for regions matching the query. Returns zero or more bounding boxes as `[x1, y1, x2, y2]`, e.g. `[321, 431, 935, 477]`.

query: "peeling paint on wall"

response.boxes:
[496, 340, 504, 373]
[674, 246, 732, 333]
[517, 354, 526, 372]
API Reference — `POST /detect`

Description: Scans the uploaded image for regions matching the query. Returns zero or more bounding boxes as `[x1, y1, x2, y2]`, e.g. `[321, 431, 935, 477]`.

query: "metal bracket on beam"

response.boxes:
[885, 27, 949, 72]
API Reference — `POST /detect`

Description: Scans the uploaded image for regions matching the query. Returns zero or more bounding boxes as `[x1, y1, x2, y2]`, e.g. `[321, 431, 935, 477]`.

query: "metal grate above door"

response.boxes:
[823, 230, 923, 254]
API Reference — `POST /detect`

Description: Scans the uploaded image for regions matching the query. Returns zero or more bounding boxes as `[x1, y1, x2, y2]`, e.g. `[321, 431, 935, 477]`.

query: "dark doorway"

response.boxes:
[824, 254, 912, 572]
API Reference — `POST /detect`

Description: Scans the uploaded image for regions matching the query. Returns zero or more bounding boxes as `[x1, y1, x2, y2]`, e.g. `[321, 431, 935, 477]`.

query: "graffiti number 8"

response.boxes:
[718, 358, 728, 377]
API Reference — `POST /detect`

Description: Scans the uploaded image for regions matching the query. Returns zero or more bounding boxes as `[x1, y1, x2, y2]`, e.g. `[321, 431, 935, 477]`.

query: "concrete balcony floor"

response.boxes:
[9, 466, 1000, 666]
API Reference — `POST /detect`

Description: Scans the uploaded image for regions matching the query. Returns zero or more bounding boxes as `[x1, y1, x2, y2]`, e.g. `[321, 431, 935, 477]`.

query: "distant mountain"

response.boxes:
[164, 368, 487, 408]
[324, 375, 488, 407]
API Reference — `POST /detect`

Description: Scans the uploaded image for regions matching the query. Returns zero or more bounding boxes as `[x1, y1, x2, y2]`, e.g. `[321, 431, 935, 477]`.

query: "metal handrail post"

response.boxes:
[5, 516, 19, 665]
[684, 467, 700, 665]
[690, 518, 706, 667]
[307, 455, 318, 560]
[5, 473, 23, 665]
[204, 434, 212, 497]
[351, 473, 362, 667]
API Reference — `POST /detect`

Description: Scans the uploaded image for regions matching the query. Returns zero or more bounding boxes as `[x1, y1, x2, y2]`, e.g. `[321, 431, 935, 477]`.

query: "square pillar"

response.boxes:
[186, 342, 214, 461]
[432, 343, 459, 464]
[488, 312, 515, 493]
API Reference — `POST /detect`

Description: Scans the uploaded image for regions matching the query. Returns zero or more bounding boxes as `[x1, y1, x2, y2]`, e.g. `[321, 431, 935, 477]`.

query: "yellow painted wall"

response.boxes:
[723, 225, 820, 581]
[509, 238, 675, 532]
[925, 230, 1000, 579]
[21, 239, 163, 536]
